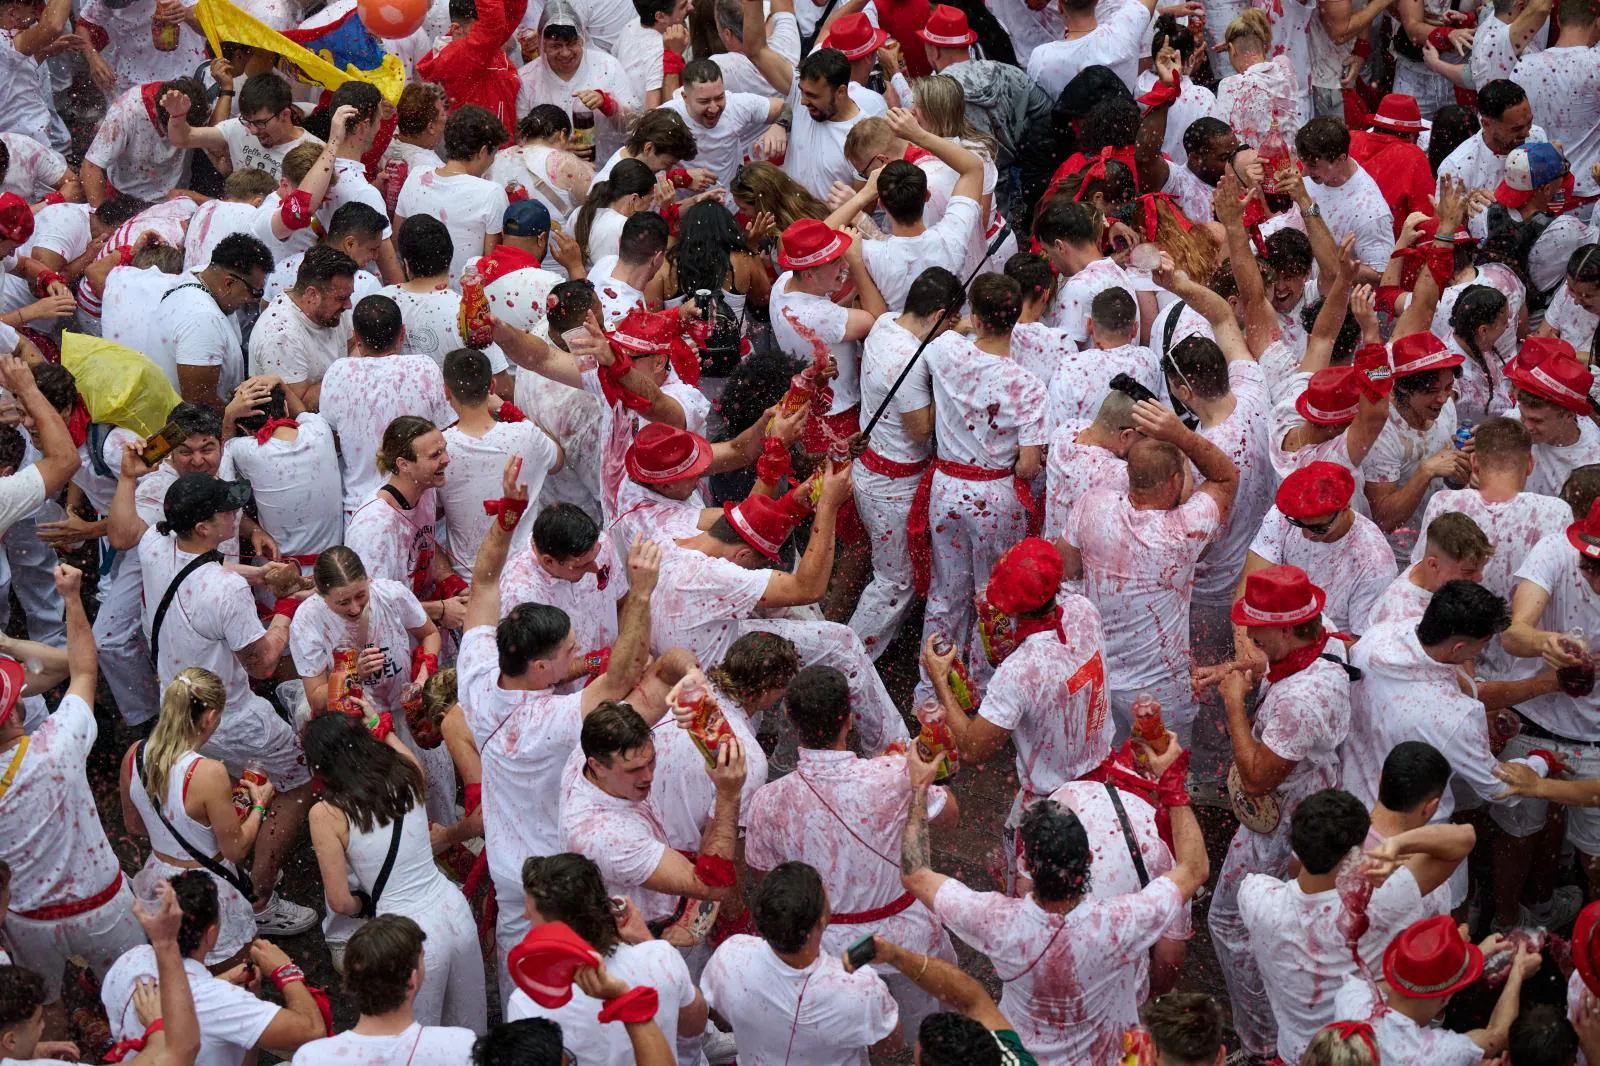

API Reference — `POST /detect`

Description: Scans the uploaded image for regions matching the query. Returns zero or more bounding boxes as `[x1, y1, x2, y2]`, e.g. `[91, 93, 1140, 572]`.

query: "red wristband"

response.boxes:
[436, 574, 469, 600]
[366, 711, 395, 742]
[597, 985, 659, 1025]
[1527, 747, 1568, 776]
[755, 436, 793, 483]
[694, 852, 737, 888]
[32, 270, 69, 299]
[593, 90, 618, 118]
[662, 49, 685, 76]
[270, 962, 306, 990]
[280, 188, 314, 232]
[463, 781, 482, 815]
[41, 191, 64, 206]
[482, 497, 529, 532]
[272, 595, 303, 621]
[1155, 749, 1192, 808]
[667, 166, 692, 190]
[411, 647, 438, 682]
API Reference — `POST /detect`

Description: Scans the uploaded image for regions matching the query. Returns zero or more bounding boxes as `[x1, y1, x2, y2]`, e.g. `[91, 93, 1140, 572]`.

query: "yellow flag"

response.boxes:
[194, 0, 406, 104]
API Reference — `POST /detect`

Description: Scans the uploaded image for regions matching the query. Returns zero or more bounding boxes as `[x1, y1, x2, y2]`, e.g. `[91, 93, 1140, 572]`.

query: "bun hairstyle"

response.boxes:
[375, 416, 438, 475]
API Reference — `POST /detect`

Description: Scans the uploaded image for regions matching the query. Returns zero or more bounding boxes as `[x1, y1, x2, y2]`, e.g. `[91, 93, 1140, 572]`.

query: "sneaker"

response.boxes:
[703, 1028, 737, 1065]
[254, 893, 318, 936]
[1522, 885, 1583, 929]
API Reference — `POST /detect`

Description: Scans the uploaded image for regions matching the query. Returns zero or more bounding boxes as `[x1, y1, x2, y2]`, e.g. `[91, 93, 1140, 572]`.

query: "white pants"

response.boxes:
[494, 872, 532, 1013]
[5, 880, 148, 1001]
[94, 544, 160, 726]
[1, 515, 65, 647]
[1392, 57, 1456, 118]
[397, 888, 489, 1031]
[1207, 819, 1294, 1057]
[848, 464, 922, 660]
[917, 471, 1030, 701]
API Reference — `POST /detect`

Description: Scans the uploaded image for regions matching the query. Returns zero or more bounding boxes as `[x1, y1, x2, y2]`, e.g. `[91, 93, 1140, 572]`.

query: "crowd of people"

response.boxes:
[1, 0, 1600, 1059]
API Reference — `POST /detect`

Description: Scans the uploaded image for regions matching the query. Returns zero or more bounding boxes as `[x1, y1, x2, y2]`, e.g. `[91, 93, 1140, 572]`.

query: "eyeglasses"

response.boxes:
[239, 109, 283, 132]
[226, 271, 264, 300]
[1285, 514, 1339, 536]
[562, 1049, 578, 1066]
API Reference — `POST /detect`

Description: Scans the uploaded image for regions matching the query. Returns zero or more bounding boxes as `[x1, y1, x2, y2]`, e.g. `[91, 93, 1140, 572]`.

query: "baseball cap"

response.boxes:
[504, 199, 551, 237]
[161, 474, 253, 533]
[1496, 142, 1571, 210]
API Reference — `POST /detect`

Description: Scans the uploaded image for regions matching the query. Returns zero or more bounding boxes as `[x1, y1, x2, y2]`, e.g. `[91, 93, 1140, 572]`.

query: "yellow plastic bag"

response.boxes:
[60, 332, 181, 438]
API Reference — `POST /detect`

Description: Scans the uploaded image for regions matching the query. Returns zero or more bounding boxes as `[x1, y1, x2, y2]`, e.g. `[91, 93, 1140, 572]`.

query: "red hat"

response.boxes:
[507, 922, 602, 1008]
[986, 537, 1065, 615]
[1575, 901, 1600, 996]
[1230, 564, 1326, 627]
[1294, 367, 1362, 426]
[1370, 93, 1424, 134]
[1382, 914, 1484, 999]
[624, 422, 713, 485]
[721, 492, 809, 561]
[1275, 461, 1356, 521]
[778, 219, 852, 272]
[609, 306, 679, 356]
[822, 12, 887, 59]
[916, 5, 978, 46]
[0, 193, 34, 245]
[1506, 336, 1592, 414]
[1390, 332, 1463, 377]
[0, 656, 24, 726]
[1568, 497, 1600, 560]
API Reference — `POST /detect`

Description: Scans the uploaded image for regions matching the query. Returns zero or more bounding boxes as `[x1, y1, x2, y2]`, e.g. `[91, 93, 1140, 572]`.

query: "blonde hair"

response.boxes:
[1300, 1024, 1378, 1066]
[911, 75, 998, 162]
[144, 668, 225, 807]
[1153, 198, 1221, 282]
[729, 161, 828, 231]
[1225, 9, 1271, 52]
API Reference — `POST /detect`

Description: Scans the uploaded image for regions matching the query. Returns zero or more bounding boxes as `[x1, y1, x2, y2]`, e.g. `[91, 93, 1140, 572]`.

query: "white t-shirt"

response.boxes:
[985, 0, 1064, 66]
[375, 284, 510, 373]
[1514, 405, 1600, 497]
[499, 536, 626, 653]
[248, 292, 349, 384]
[1471, 12, 1547, 86]
[665, 90, 773, 186]
[0, 465, 43, 542]
[1194, 362, 1273, 602]
[1026, 1, 1150, 96]
[223, 413, 344, 557]
[344, 487, 440, 590]
[1368, 566, 1434, 628]
[1512, 45, 1600, 198]
[0, 34, 62, 154]
[102, 948, 280, 1066]
[1512, 534, 1600, 740]
[1248, 507, 1397, 634]
[711, 12, 801, 95]
[17, 202, 90, 263]
[289, 577, 428, 713]
[184, 200, 262, 272]
[1045, 342, 1163, 438]
[1331, 979, 1486, 1066]
[1437, 126, 1549, 199]
[83, 85, 188, 201]
[781, 81, 887, 201]
[319, 354, 453, 511]
[770, 274, 862, 414]
[1362, 399, 1458, 560]
[438, 421, 560, 577]
[264, 252, 382, 306]
[856, 314, 933, 465]
[616, 22, 666, 102]
[1010, 321, 1078, 391]
[1044, 421, 1129, 542]
[559, 755, 679, 922]
[515, 52, 639, 166]
[137, 529, 264, 712]
[647, 543, 770, 665]
[859, 196, 980, 311]
[290, 1024, 477, 1066]
[214, 116, 318, 175]
[0, 131, 67, 200]
[318, 156, 391, 241]
[1306, 166, 1397, 272]
[587, 257, 648, 326]
[925, 331, 1050, 467]
[1543, 284, 1600, 358]
[1050, 257, 1139, 344]
[701, 935, 899, 1066]
[507, 939, 697, 1066]
[152, 271, 246, 401]
[77, 0, 208, 98]
[394, 167, 509, 283]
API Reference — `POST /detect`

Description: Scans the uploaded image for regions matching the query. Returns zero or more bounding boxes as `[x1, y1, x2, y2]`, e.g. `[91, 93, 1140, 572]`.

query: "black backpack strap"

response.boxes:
[1104, 782, 1150, 887]
[149, 549, 223, 666]
[160, 281, 210, 302]
[1161, 299, 1186, 359]
[379, 483, 413, 510]
[1319, 652, 1363, 683]
[134, 739, 258, 903]
[352, 816, 406, 919]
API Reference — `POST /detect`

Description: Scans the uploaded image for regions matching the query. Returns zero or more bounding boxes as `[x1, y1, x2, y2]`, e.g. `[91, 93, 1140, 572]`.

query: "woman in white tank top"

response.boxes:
[118, 668, 267, 966]
[304, 712, 488, 1033]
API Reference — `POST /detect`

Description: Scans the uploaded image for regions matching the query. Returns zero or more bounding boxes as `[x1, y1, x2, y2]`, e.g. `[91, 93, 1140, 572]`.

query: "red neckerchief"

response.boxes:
[254, 417, 300, 445]
[1012, 605, 1065, 645]
[479, 244, 543, 286]
[140, 83, 165, 134]
[903, 144, 935, 165]
[67, 400, 90, 448]
[1266, 630, 1334, 683]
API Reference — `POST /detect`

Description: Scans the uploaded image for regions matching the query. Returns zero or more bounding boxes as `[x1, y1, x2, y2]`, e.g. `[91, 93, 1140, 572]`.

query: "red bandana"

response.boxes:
[479, 244, 543, 286]
[254, 417, 299, 445]
[1011, 605, 1066, 646]
[1266, 631, 1334, 683]
[66, 399, 91, 449]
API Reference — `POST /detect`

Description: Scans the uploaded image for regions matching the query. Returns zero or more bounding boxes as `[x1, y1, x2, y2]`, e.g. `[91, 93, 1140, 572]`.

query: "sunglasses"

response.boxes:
[1286, 514, 1339, 536]
[226, 271, 264, 300]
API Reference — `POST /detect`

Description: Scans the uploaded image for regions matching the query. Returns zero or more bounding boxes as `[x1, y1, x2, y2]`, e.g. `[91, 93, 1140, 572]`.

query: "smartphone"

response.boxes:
[140, 420, 186, 466]
[844, 933, 876, 971]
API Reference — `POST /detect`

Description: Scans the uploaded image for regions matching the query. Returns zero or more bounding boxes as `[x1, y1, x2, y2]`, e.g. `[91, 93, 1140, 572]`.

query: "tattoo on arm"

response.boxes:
[901, 789, 931, 876]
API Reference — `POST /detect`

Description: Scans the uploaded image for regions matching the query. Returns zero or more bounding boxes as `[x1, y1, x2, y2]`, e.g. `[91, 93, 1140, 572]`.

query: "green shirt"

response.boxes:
[994, 1028, 1039, 1066]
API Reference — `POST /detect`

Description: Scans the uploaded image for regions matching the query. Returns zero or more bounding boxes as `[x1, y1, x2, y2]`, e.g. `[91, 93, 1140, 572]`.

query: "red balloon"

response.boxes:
[357, 0, 428, 39]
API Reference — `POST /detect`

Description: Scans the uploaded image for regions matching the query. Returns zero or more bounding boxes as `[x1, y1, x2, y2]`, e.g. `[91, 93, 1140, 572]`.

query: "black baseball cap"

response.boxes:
[162, 474, 252, 533]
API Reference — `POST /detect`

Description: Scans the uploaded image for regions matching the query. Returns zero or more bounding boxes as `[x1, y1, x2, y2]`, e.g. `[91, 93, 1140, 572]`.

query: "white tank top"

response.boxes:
[132, 749, 220, 860]
[343, 802, 449, 914]
[515, 144, 578, 220]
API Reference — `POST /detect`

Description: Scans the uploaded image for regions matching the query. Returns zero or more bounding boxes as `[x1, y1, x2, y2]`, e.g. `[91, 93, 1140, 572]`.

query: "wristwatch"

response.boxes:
[1303, 201, 1322, 219]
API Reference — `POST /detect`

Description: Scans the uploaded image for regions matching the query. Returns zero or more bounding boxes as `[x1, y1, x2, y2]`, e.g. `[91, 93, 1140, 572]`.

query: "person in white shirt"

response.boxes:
[615, 0, 691, 109]
[1034, 198, 1150, 346]
[702, 860, 901, 1060]
[1511, 0, 1600, 202]
[379, 217, 512, 385]
[164, 73, 319, 177]
[511, 853, 706, 1063]
[290, 915, 479, 1065]
[0, 355, 77, 540]
[668, 61, 784, 188]
[263, 202, 388, 305]
[514, 0, 641, 166]
[247, 246, 356, 411]
[184, 170, 276, 273]
[1295, 117, 1397, 280]
[1134, 18, 1223, 166]
[825, 108, 982, 312]
[227, 394, 345, 563]
[902, 737, 1210, 1065]
[81, 77, 206, 206]
[488, 107, 594, 243]
[1025, 0, 1156, 96]
[1505, 336, 1600, 496]
[152, 233, 275, 411]
[0, 132, 71, 202]
[1437, 79, 1541, 195]
[384, 82, 447, 177]
[1044, 288, 1163, 433]
[394, 105, 509, 284]
[1370, 512, 1493, 627]
[587, 207, 667, 323]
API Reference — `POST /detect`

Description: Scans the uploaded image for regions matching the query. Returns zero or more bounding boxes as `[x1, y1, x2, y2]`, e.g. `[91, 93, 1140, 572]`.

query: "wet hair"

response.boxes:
[1392, 366, 1462, 406]
[1143, 993, 1225, 1066]
[222, 168, 276, 200]
[1428, 105, 1480, 174]
[1034, 198, 1099, 248]
[30, 361, 77, 415]
[681, 58, 724, 88]
[312, 544, 366, 595]
[547, 280, 598, 334]
[156, 77, 210, 127]
[1477, 79, 1528, 121]
[233, 381, 289, 441]
[0, 965, 44, 1033]
[210, 232, 273, 278]
[1167, 336, 1229, 400]
[1471, 415, 1532, 472]
[1377, 741, 1452, 813]
[904, 266, 965, 319]
[668, 200, 744, 295]
[303, 713, 425, 832]
[784, 665, 852, 748]
[518, 104, 573, 143]
[498, 604, 573, 675]
[968, 273, 1021, 334]
[751, 861, 826, 952]
[522, 853, 622, 956]
[1424, 511, 1492, 565]
[708, 632, 801, 707]
[441, 105, 507, 163]
[375, 415, 438, 474]
[326, 201, 388, 246]
[1020, 799, 1091, 902]
[353, 294, 403, 352]
[170, 869, 220, 957]
[1450, 285, 1509, 386]
[472, 1019, 565, 1066]
[169, 401, 223, 446]
[797, 47, 850, 89]
[1090, 287, 1137, 335]
[397, 215, 454, 278]
[328, 80, 383, 129]
[293, 244, 357, 294]
[714, 347, 805, 437]
[1416, 580, 1511, 645]
[449, 0, 477, 21]
[1289, 789, 1370, 875]
[1294, 116, 1351, 164]
[1127, 438, 1184, 491]
[344, 915, 426, 1015]
[1265, 229, 1313, 281]
[1508, 1003, 1578, 1066]
[877, 160, 930, 227]
[580, 701, 653, 765]
[1079, 99, 1141, 155]
[532, 503, 600, 561]
[575, 159, 656, 261]
[443, 347, 494, 405]
[624, 108, 697, 160]
[618, 210, 670, 267]
[918, 1014, 1002, 1066]
[397, 82, 447, 137]
[1569, 243, 1600, 286]
[1004, 251, 1055, 305]
[238, 73, 291, 120]
[1182, 117, 1232, 161]
[1562, 465, 1600, 519]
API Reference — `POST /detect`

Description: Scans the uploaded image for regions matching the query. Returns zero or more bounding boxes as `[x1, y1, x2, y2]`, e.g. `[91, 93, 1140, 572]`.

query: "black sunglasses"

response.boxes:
[1285, 514, 1338, 536]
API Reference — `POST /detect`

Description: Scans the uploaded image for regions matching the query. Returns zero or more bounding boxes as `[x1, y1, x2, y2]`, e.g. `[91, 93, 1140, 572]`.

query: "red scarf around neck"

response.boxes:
[1266, 630, 1333, 683]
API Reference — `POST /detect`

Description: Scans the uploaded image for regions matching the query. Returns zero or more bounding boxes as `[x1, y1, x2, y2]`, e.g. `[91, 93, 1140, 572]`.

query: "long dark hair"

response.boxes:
[574, 158, 654, 262]
[669, 200, 744, 296]
[302, 714, 424, 833]
[1450, 284, 1508, 386]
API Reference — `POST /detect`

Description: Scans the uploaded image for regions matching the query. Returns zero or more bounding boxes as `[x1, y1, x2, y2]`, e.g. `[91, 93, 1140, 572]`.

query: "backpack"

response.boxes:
[1485, 204, 1557, 311]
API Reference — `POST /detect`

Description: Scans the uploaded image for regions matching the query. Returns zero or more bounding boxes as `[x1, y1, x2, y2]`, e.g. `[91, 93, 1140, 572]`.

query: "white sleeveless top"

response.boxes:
[343, 803, 450, 914]
[131, 749, 221, 861]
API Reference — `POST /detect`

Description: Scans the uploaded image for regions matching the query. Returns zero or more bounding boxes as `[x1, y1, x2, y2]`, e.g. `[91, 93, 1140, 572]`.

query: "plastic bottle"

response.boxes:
[152, 15, 179, 51]
[1131, 693, 1169, 767]
[458, 266, 493, 349]
[381, 159, 408, 216]
[1443, 424, 1474, 489]
[913, 699, 957, 780]
[932, 634, 975, 712]
[1258, 119, 1291, 195]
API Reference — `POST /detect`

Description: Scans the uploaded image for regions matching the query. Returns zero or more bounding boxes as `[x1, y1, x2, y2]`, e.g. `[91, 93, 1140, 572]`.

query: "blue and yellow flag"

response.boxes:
[194, 0, 405, 103]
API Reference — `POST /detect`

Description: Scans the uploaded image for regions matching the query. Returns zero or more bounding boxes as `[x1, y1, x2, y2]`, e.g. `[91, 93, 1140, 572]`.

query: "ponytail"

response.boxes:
[575, 158, 656, 267]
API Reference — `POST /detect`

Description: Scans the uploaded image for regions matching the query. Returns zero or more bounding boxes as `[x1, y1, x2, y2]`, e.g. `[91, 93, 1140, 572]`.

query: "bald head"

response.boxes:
[1093, 390, 1139, 433]
[1127, 438, 1184, 492]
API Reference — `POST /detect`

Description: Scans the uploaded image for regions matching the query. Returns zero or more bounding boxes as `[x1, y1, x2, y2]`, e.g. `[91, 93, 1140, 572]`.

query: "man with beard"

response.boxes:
[247, 246, 357, 411]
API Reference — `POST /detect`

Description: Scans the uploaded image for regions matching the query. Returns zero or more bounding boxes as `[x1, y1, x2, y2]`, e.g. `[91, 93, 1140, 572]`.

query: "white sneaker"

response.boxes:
[254, 893, 318, 936]
[703, 1029, 737, 1066]
[1522, 885, 1582, 929]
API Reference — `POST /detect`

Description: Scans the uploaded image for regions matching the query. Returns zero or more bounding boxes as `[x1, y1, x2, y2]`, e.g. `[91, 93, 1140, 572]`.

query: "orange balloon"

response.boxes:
[357, 0, 428, 39]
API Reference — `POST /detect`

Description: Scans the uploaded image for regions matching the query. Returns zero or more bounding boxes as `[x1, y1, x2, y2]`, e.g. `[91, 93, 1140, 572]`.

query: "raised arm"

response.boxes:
[741, 0, 795, 97]
[887, 108, 983, 204]
[0, 353, 79, 495]
[1133, 47, 1181, 194]
[161, 88, 228, 153]
[465, 455, 528, 630]
[760, 463, 849, 606]
[1212, 175, 1279, 358]
[582, 537, 659, 710]
[53, 564, 97, 706]
[1153, 253, 1252, 361]
[1135, 398, 1238, 520]
[855, 935, 1012, 1032]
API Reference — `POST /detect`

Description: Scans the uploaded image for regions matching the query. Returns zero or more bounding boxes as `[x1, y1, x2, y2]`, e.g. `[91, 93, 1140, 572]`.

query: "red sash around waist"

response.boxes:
[907, 459, 1042, 595]
[15, 871, 123, 922]
[858, 449, 930, 479]
[830, 890, 916, 925]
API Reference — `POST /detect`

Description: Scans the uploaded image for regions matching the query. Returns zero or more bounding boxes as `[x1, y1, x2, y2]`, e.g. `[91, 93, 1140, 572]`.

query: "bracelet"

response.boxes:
[218, 89, 234, 95]
[916, 953, 929, 979]
[269, 962, 306, 991]
[250, 803, 268, 817]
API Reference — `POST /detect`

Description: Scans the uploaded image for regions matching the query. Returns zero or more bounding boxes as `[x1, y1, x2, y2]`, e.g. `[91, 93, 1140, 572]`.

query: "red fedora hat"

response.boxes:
[624, 422, 713, 485]
[1506, 336, 1592, 415]
[1230, 564, 1326, 627]
[1390, 331, 1463, 378]
[1294, 367, 1362, 427]
[822, 12, 887, 59]
[916, 5, 977, 46]
[777, 218, 852, 272]
[1370, 93, 1424, 134]
[1382, 914, 1484, 999]
[721, 492, 809, 561]
[507, 922, 603, 1008]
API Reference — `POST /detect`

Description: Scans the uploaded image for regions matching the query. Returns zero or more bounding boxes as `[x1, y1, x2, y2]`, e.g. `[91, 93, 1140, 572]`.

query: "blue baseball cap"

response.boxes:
[1497, 142, 1569, 209]
[504, 199, 552, 237]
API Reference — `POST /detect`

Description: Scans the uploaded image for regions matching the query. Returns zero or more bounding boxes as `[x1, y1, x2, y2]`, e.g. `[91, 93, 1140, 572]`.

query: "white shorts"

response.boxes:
[4, 880, 147, 1001]
[1490, 730, 1600, 854]
[201, 694, 311, 791]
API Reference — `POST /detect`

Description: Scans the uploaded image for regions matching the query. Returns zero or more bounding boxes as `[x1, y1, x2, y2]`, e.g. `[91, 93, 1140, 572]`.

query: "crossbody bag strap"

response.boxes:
[1161, 299, 1185, 359]
[794, 771, 900, 870]
[149, 549, 223, 667]
[1104, 782, 1150, 888]
[134, 740, 257, 902]
[0, 738, 31, 802]
[370, 815, 405, 910]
